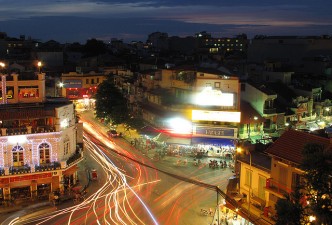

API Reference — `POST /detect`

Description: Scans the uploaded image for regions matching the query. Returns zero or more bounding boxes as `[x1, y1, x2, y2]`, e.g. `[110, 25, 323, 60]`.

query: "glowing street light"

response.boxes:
[37, 61, 42, 73]
[0, 62, 5, 69]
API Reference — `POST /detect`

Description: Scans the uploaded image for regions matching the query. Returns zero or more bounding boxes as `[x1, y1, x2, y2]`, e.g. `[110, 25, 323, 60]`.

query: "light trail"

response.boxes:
[11, 132, 160, 225]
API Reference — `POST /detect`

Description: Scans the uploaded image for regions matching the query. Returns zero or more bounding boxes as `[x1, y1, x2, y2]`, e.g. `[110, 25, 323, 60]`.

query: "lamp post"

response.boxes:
[37, 61, 42, 73]
[236, 146, 252, 220]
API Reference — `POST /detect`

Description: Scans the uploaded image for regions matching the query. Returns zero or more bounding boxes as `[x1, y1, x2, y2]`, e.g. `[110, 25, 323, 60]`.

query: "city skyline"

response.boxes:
[0, 0, 331, 44]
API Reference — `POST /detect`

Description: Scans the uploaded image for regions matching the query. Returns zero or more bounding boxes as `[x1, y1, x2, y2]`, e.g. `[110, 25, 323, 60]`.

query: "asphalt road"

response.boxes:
[2, 111, 234, 225]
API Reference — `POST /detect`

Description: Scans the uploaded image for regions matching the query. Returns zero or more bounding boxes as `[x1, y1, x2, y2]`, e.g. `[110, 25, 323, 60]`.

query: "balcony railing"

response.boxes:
[263, 108, 276, 114]
[1, 126, 56, 136]
[266, 178, 292, 196]
[67, 152, 83, 166]
[9, 166, 31, 175]
[35, 162, 61, 172]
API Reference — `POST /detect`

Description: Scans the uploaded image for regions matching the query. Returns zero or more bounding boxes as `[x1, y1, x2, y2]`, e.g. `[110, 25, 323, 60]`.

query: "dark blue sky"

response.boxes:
[0, 0, 331, 44]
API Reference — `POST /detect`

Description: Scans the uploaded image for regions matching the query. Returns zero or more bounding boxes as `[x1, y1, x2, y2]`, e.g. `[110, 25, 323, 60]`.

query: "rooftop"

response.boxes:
[264, 129, 331, 164]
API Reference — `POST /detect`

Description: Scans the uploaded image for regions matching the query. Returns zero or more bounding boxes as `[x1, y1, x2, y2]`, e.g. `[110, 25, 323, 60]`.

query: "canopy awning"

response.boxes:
[191, 137, 235, 146]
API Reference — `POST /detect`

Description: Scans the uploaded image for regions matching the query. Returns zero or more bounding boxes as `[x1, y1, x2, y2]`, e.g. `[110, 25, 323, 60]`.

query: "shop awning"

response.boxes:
[165, 137, 191, 145]
[191, 137, 235, 146]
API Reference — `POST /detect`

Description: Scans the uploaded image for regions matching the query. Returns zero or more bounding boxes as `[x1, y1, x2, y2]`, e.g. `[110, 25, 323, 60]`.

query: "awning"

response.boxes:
[191, 137, 235, 146]
[226, 176, 239, 195]
[165, 137, 191, 145]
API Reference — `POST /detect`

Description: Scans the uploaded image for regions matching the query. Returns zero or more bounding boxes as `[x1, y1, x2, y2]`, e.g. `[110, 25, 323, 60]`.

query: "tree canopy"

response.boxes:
[95, 75, 129, 125]
[300, 143, 332, 225]
[275, 143, 332, 225]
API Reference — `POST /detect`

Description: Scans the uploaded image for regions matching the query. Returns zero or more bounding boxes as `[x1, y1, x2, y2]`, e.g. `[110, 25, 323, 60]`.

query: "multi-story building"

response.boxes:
[263, 129, 330, 218]
[60, 70, 108, 110]
[118, 66, 243, 155]
[0, 71, 83, 203]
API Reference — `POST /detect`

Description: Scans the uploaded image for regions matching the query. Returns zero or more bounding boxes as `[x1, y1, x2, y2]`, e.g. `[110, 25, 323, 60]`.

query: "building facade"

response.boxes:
[0, 72, 83, 203]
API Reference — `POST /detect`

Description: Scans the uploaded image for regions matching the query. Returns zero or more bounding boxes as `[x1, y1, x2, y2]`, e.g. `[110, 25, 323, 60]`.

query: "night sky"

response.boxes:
[0, 0, 331, 44]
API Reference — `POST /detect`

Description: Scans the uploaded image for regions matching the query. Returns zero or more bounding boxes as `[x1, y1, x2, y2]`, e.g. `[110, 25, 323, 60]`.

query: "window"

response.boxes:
[245, 169, 252, 186]
[86, 79, 89, 84]
[215, 82, 220, 88]
[12, 145, 24, 166]
[39, 143, 50, 164]
[292, 172, 302, 190]
[258, 176, 266, 199]
[279, 166, 288, 186]
[91, 79, 95, 84]
[97, 78, 100, 83]
[64, 141, 69, 155]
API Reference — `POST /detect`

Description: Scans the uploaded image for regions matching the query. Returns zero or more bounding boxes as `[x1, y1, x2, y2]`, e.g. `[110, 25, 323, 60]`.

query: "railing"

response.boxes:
[9, 166, 31, 175]
[35, 162, 61, 172]
[263, 108, 276, 114]
[67, 152, 83, 166]
[266, 178, 292, 196]
[2, 126, 56, 136]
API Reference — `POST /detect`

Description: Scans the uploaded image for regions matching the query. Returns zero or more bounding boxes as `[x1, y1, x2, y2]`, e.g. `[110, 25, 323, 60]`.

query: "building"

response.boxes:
[0, 71, 83, 203]
[264, 129, 330, 218]
[116, 65, 243, 156]
[60, 70, 108, 110]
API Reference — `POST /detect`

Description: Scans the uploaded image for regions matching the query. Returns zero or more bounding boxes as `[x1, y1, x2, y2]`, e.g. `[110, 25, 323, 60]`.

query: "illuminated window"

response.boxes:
[12, 145, 24, 166]
[39, 143, 50, 164]
[215, 82, 220, 88]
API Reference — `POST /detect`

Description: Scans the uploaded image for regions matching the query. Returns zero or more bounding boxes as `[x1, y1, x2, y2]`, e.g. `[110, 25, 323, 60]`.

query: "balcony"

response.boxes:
[263, 108, 276, 114]
[1, 125, 56, 136]
[266, 178, 292, 197]
[66, 152, 84, 166]
[9, 165, 31, 175]
[35, 162, 61, 172]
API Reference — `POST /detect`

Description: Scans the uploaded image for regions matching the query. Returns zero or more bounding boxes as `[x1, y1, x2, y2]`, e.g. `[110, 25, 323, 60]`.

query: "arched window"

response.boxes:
[39, 143, 50, 164]
[12, 145, 24, 167]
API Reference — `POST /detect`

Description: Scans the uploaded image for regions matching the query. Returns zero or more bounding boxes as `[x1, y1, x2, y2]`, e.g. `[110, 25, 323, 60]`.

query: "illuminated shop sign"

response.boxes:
[195, 127, 235, 137]
[63, 79, 82, 88]
[192, 110, 241, 122]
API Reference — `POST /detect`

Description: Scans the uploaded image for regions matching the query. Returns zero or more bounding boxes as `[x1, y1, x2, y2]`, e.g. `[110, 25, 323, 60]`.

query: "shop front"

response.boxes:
[191, 137, 235, 158]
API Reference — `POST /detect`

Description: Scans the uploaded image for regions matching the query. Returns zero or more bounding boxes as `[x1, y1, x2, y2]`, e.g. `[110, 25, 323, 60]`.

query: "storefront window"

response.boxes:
[11, 186, 30, 200]
[18, 86, 39, 98]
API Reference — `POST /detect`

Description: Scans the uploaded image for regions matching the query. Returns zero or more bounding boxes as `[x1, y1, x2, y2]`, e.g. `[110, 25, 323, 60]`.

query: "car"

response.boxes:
[107, 129, 120, 137]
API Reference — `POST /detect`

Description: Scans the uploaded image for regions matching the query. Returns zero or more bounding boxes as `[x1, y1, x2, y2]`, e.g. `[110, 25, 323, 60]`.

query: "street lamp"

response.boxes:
[236, 146, 252, 220]
[37, 61, 42, 73]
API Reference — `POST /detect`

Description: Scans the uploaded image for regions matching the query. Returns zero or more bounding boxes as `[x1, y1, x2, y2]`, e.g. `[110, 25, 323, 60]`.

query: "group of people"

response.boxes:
[209, 160, 232, 169]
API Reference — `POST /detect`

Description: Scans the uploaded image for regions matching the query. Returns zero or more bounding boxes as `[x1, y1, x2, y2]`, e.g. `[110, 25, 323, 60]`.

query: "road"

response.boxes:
[7, 111, 234, 225]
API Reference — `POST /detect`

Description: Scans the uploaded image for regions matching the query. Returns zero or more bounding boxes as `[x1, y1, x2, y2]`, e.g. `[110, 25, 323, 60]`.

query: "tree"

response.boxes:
[275, 185, 305, 225]
[83, 38, 107, 57]
[301, 143, 332, 225]
[95, 75, 129, 125]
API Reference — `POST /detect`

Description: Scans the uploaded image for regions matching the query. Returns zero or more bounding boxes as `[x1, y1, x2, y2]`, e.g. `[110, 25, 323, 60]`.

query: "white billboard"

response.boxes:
[192, 110, 241, 122]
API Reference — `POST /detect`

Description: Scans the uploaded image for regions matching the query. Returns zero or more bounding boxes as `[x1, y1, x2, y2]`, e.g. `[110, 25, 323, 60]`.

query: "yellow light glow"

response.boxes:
[192, 110, 241, 122]
[168, 118, 192, 134]
[8, 135, 28, 145]
[193, 87, 234, 106]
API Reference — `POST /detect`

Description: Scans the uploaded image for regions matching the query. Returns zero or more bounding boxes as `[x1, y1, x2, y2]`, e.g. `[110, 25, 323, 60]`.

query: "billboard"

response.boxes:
[192, 110, 241, 122]
[63, 79, 82, 88]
